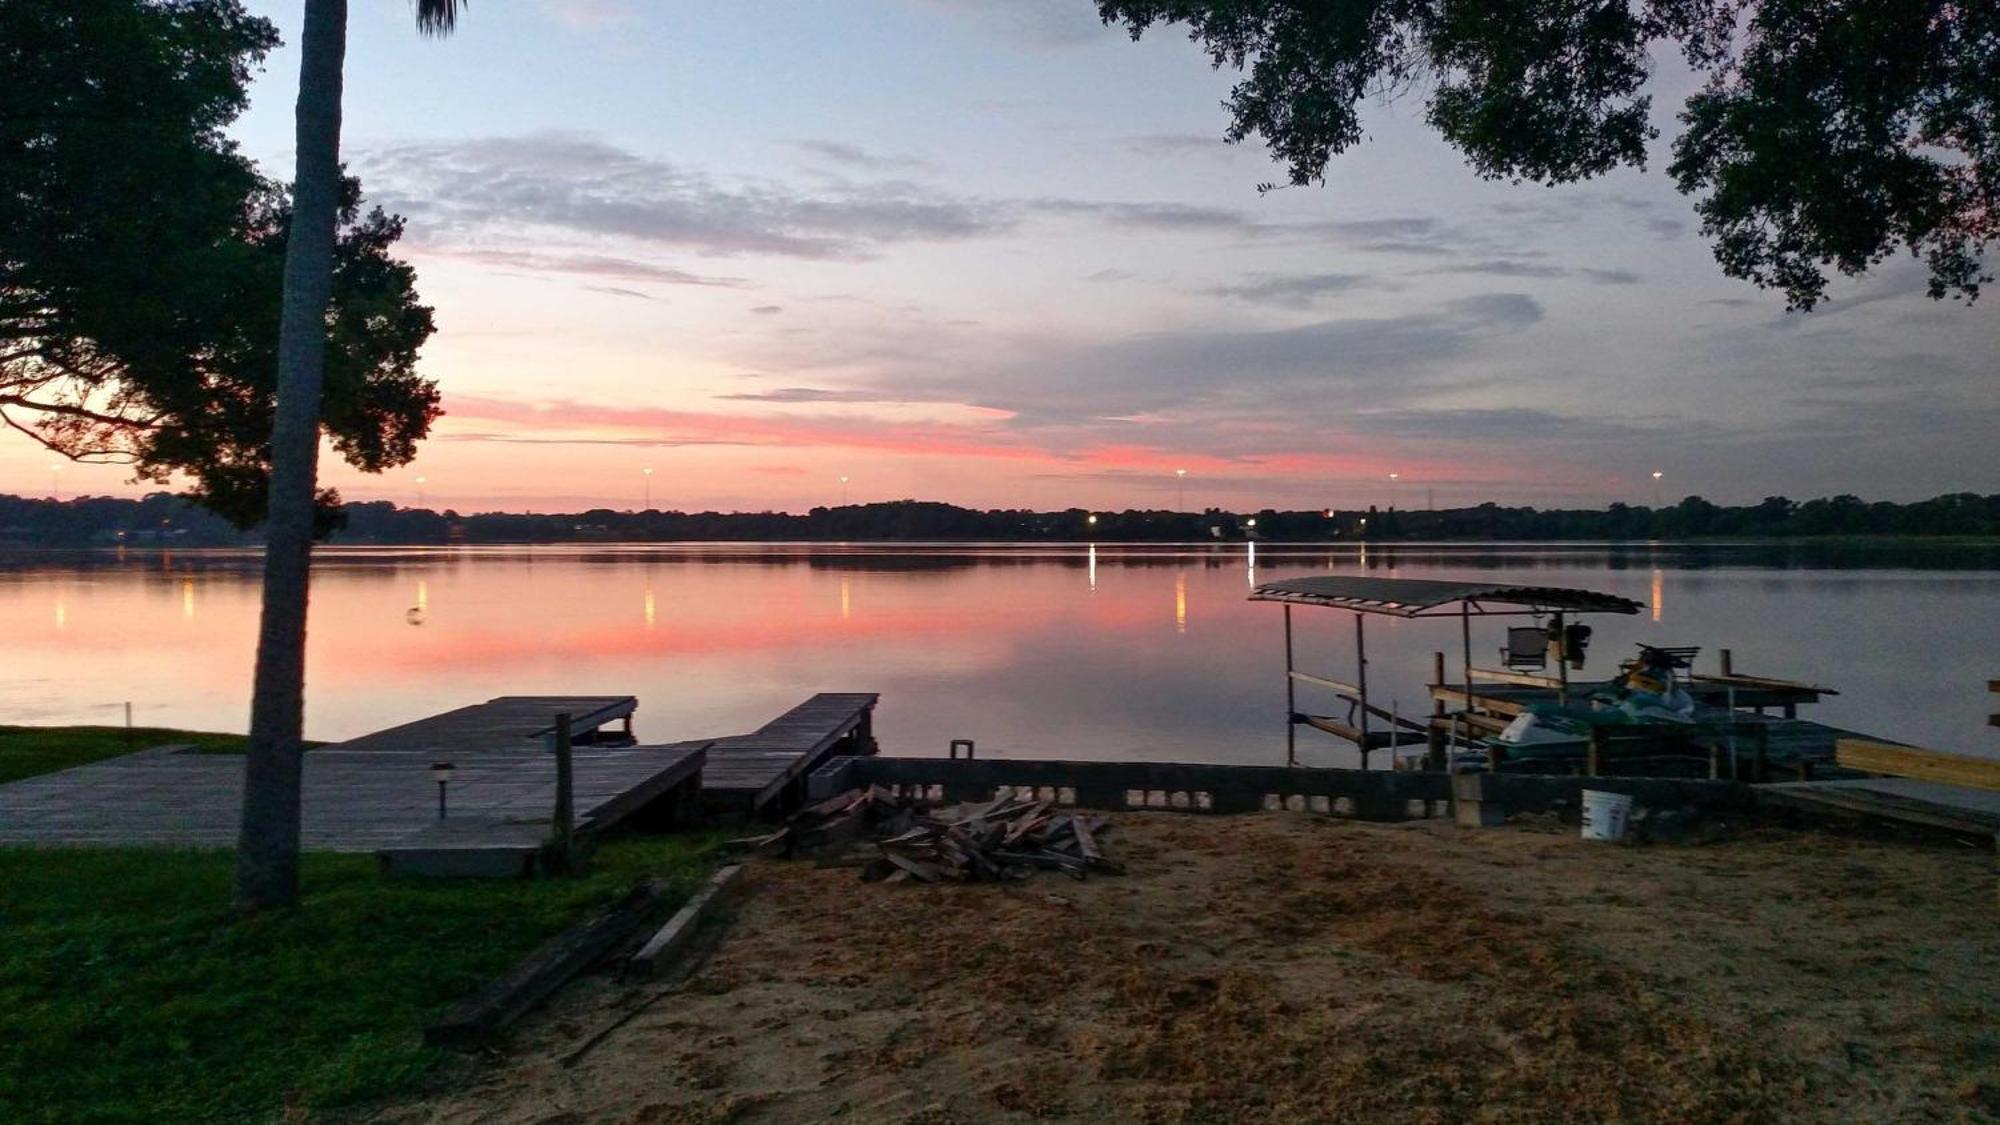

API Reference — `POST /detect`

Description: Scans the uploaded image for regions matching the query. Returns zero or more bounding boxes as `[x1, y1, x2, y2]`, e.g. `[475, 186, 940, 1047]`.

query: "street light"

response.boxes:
[839, 475, 849, 506]
[1087, 513, 1098, 526]
[642, 467, 654, 509]
[1175, 468, 1187, 511]
[1651, 469, 1663, 508]
[430, 761, 455, 819]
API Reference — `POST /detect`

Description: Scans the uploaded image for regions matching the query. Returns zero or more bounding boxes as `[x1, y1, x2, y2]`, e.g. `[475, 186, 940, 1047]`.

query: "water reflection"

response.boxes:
[1, 543, 1995, 760]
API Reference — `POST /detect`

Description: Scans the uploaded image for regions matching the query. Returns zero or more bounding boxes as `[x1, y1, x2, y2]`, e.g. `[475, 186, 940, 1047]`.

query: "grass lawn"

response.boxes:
[0, 835, 719, 1123]
[0, 725, 257, 784]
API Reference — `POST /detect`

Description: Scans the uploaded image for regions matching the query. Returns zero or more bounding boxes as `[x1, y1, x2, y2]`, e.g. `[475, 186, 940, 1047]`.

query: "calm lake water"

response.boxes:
[4, 542, 1998, 765]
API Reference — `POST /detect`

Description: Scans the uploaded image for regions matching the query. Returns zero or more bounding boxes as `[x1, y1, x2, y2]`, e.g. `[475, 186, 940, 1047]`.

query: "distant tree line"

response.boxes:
[3, 492, 1998, 547]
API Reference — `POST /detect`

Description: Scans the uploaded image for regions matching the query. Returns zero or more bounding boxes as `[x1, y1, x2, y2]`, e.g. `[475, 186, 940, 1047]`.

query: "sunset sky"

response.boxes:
[7, 0, 1996, 513]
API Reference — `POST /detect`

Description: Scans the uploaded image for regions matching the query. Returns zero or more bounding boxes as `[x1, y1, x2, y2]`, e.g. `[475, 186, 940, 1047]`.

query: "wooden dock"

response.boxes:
[332, 695, 637, 754]
[0, 743, 704, 856]
[697, 693, 879, 819]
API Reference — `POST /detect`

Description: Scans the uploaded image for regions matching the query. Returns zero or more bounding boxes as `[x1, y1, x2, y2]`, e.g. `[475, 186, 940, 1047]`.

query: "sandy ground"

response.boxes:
[365, 812, 2000, 1124]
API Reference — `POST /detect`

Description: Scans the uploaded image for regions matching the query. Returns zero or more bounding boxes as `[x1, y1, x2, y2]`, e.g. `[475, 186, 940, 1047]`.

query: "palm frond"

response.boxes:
[414, 0, 463, 37]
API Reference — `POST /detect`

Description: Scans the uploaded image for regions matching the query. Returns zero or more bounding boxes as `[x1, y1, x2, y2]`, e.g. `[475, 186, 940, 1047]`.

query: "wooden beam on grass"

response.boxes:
[1835, 739, 2000, 794]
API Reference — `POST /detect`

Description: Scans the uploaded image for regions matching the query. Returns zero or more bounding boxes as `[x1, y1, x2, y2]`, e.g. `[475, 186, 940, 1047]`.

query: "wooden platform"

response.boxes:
[1760, 777, 2000, 839]
[332, 696, 637, 754]
[0, 743, 704, 855]
[696, 693, 879, 819]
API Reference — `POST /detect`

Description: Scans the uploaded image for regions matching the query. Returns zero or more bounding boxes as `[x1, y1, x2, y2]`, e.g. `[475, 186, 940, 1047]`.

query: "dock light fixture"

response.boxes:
[431, 761, 455, 819]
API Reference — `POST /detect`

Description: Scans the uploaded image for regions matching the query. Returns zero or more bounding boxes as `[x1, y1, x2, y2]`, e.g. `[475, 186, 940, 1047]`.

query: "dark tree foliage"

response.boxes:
[1098, 0, 1997, 309]
[0, 0, 440, 528]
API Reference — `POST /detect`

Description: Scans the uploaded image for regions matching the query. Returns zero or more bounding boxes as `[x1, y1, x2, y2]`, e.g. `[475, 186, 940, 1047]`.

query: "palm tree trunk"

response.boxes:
[233, 0, 348, 913]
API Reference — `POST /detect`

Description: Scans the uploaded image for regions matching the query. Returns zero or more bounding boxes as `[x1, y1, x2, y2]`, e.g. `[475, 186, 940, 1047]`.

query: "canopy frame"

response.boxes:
[1252, 577, 1642, 768]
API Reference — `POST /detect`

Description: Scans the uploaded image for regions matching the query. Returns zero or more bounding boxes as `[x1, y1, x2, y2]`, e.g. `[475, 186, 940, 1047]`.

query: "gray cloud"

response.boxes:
[1580, 268, 1642, 285]
[893, 293, 1546, 426]
[1427, 259, 1569, 279]
[789, 139, 932, 172]
[715, 387, 899, 403]
[1085, 268, 1133, 283]
[430, 249, 747, 286]
[1205, 272, 1386, 306]
[915, 0, 1108, 47]
[750, 305, 784, 315]
[1124, 133, 1235, 157]
[359, 132, 1014, 260]
[583, 285, 653, 300]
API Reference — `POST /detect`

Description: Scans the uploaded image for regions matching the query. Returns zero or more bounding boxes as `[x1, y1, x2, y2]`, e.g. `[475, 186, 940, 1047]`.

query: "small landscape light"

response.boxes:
[431, 761, 455, 819]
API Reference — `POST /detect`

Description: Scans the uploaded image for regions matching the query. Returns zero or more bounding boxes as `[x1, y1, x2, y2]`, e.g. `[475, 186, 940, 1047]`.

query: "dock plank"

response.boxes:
[332, 696, 637, 755]
[695, 693, 879, 818]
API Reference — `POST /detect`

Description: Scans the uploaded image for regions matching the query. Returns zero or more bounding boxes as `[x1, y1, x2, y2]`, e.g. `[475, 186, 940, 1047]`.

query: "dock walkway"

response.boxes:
[696, 693, 879, 819]
[332, 695, 637, 754]
[0, 743, 703, 853]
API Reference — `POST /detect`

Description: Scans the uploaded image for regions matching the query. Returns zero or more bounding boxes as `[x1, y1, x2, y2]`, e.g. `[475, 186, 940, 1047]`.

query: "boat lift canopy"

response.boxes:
[1248, 576, 1644, 618]
[1249, 576, 1642, 767]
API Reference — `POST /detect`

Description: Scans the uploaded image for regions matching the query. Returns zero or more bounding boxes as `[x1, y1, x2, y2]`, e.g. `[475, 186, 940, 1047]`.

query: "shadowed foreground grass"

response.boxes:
[0, 836, 716, 1123]
[0, 725, 255, 784]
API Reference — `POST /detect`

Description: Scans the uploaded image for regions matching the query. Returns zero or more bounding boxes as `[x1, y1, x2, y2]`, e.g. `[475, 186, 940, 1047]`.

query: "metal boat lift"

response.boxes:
[1249, 576, 1645, 767]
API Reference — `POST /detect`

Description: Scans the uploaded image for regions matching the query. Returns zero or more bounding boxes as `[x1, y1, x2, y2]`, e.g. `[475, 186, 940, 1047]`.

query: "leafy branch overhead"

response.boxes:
[0, 0, 440, 527]
[1098, 0, 1998, 310]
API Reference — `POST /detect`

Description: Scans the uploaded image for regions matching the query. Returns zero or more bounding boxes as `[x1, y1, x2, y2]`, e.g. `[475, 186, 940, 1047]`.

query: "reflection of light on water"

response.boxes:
[181, 578, 195, 619]
[1245, 541, 1256, 587]
[1175, 573, 1187, 634]
[1359, 543, 1368, 569]
[839, 577, 850, 620]
[644, 587, 656, 628]
[1651, 567, 1664, 622]
[1087, 544, 1097, 591]
[54, 598, 65, 629]
[417, 580, 429, 614]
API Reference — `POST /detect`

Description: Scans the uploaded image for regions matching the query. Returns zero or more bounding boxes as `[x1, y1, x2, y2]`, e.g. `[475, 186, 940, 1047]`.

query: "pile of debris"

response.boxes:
[735, 787, 1124, 884]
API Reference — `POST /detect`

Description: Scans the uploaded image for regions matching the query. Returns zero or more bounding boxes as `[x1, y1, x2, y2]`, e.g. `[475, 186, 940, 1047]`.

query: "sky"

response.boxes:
[6, 0, 1997, 514]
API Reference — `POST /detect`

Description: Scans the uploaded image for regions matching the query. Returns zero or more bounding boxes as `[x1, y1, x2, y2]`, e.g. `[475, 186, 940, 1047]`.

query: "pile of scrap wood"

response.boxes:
[730, 787, 1124, 884]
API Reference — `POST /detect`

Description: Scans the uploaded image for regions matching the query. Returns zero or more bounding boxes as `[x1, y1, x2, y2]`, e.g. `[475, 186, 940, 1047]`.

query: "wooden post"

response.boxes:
[1283, 604, 1296, 767]
[1586, 726, 1604, 778]
[1553, 612, 1569, 705]
[553, 712, 575, 865]
[1752, 723, 1768, 782]
[1719, 648, 1733, 677]
[1355, 612, 1371, 771]
[1708, 741, 1721, 779]
[1427, 652, 1447, 771]
[1459, 603, 1472, 706]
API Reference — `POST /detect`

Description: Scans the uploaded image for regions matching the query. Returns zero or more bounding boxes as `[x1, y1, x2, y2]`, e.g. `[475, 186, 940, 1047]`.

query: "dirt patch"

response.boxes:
[364, 813, 1999, 1124]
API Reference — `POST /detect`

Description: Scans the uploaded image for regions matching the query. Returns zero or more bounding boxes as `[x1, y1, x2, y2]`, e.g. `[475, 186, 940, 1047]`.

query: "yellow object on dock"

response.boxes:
[1835, 739, 2000, 794]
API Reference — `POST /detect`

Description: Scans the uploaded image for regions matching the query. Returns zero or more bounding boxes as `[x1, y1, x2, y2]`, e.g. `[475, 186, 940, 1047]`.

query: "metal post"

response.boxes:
[553, 712, 575, 862]
[1356, 612, 1370, 771]
[1283, 605, 1297, 767]
[437, 778, 448, 819]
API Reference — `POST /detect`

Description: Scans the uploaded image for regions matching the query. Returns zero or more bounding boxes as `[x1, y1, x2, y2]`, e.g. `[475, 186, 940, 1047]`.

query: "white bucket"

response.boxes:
[1580, 790, 1634, 842]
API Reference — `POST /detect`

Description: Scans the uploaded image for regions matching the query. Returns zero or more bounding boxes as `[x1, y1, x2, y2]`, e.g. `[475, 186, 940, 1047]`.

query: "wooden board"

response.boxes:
[1835, 739, 2000, 793]
[698, 693, 879, 816]
[1761, 778, 2000, 837]
[332, 696, 636, 755]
